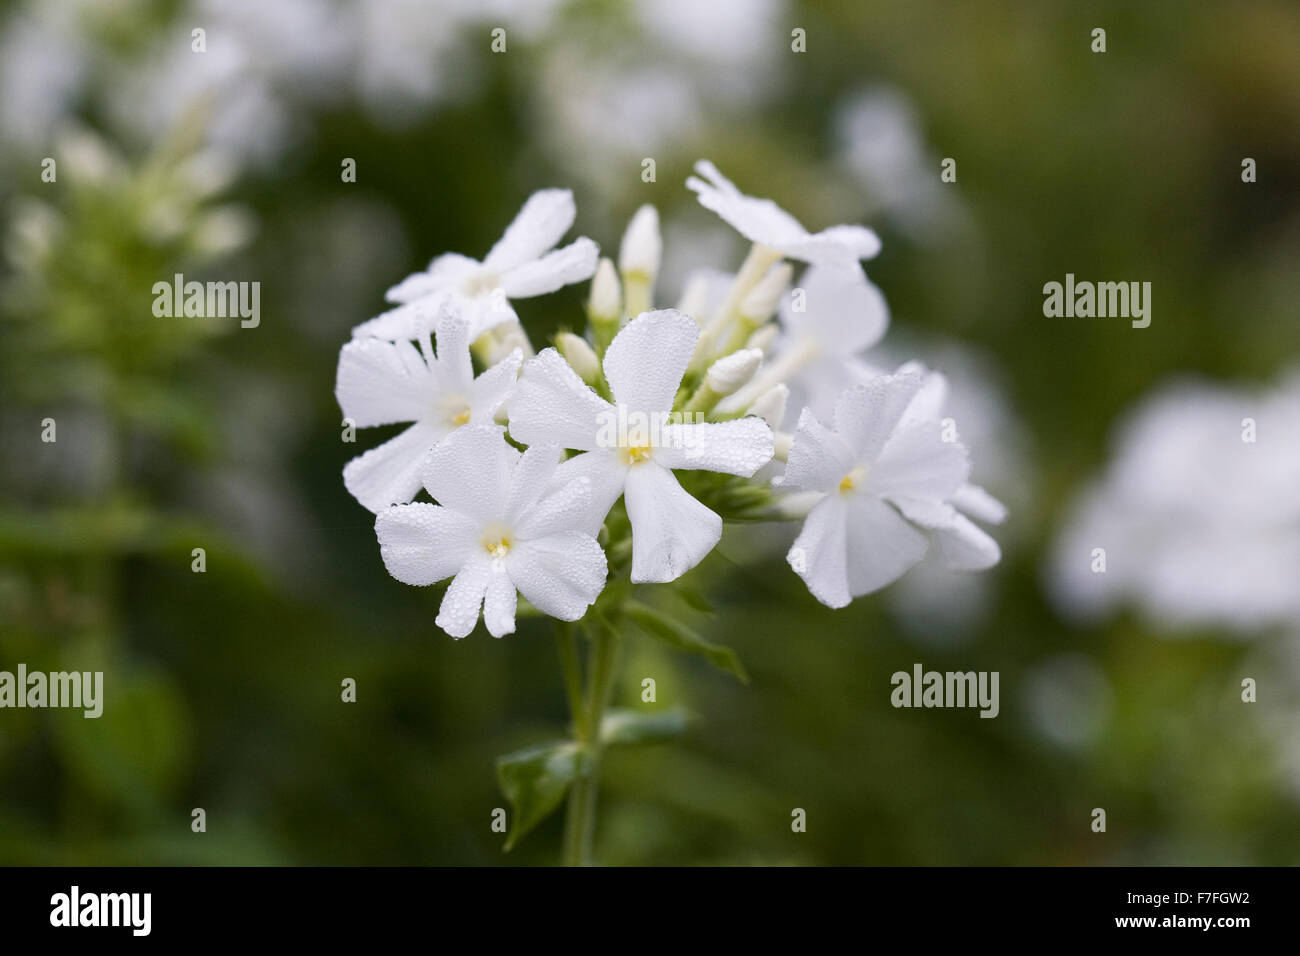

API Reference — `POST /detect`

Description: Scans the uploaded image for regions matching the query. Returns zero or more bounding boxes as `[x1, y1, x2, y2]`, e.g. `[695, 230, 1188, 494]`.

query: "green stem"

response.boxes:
[561, 617, 619, 866]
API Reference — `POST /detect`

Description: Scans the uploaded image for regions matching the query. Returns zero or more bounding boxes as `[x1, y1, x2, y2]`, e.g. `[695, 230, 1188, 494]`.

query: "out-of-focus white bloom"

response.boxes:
[834, 87, 965, 242]
[375, 425, 607, 638]
[687, 160, 881, 272]
[508, 309, 774, 583]
[781, 369, 1003, 608]
[1049, 372, 1300, 633]
[354, 189, 598, 342]
[336, 309, 521, 512]
[715, 264, 888, 418]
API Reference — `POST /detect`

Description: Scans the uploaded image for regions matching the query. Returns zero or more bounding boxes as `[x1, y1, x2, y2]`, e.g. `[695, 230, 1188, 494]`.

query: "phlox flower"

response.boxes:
[375, 425, 608, 638]
[508, 309, 774, 583]
[353, 189, 598, 342]
[782, 368, 1003, 608]
[687, 159, 881, 271]
[337, 309, 521, 512]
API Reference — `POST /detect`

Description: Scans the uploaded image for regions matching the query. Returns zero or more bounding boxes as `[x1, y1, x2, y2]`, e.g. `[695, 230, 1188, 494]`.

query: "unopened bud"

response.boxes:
[588, 258, 621, 323]
[745, 323, 779, 353]
[739, 262, 793, 322]
[618, 205, 661, 280]
[705, 349, 763, 397]
[555, 332, 601, 384]
[747, 384, 789, 431]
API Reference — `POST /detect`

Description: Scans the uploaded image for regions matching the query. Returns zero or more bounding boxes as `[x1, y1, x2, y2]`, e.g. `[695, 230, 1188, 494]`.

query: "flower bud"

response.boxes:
[587, 258, 621, 323]
[747, 384, 789, 431]
[556, 332, 601, 384]
[739, 262, 792, 323]
[705, 348, 763, 397]
[618, 204, 661, 280]
[745, 322, 779, 353]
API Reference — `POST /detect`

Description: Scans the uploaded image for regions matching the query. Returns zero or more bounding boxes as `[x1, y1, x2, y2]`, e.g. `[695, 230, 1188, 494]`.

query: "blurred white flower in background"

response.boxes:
[834, 86, 968, 243]
[1049, 370, 1300, 634]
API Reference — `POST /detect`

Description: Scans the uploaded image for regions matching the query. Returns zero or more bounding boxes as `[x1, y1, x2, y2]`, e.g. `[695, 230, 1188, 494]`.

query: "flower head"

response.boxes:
[375, 425, 608, 638]
[353, 189, 599, 342]
[508, 308, 774, 583]
[337, 307, 521, 512]
[781, 368, 1003, 608]
[687, 159, 881, 271]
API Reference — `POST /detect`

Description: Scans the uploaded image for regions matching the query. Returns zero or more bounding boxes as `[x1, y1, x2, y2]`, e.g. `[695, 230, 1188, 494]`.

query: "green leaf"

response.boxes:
[600, 707, 691, 746]
[495, 741, 582, 851]
[623, 601, 749, 683]
[676, 585, 715, 615]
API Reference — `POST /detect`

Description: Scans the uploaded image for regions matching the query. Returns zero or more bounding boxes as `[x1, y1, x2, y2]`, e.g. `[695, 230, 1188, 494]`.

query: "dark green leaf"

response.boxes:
[623, 601, 749, 683]
[495, 741, 581, 851]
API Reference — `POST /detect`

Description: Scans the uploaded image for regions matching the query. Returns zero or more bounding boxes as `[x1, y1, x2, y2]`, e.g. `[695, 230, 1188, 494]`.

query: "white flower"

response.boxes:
[687, 159, 881, 271]
[715, 263, 888, 420]
[353, 189, 598, 342]
[782, 369, 1003, 608]
[336, 309, 521, 513]
[1049, 372, 1300, 633]
[375, 425, 608, 639]
[508, 309, 775, 583]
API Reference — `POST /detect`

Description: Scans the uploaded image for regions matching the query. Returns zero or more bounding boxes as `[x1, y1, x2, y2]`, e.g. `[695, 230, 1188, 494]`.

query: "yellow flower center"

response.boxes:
[621, 444, 654, 465]
[481, 531, 512, 559]
[839, 466, 867, 494]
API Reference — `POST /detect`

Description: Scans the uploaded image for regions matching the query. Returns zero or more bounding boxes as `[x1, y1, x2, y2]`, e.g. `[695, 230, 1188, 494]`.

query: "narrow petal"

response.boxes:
[507, 348, 612, 452]
[624, 462, 722, 583]
[375, 503, 477, 585]
[783, 407, 856, 493]
[603, 308, 697, 414]
[869, 420, 970, 502]
[892, 496, 1001, 571]
[656, 417, 774, 476]
[483, 189, 577, 273]
[335, 338, 433, 427]
[385, 253, 478, 303]
[351, 297, 442, 341]
[507, 532, 608, 621]
[482, 570, 518, 637]
[462, 293, 521, 341]
[951, 482, 1008, 525]
[843, 495, 929, 595]
[788, 495, 851, 608]
[832, 370, 925, 464]
[436, 556, 490, 638]
[543, 451, 628, 536]
[499, 237, 599, 298]
[504, 443, 564, 525]
[433, 308, 474, 395]
[344, 420, 447, 513]
[781, 264, 888, 356]
[421, 424, 518, 521]
[470, 348, 523, 422]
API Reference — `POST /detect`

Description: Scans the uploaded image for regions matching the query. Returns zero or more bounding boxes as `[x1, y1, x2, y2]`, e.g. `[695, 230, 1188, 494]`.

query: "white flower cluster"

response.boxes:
[336, 162, 1006, 637]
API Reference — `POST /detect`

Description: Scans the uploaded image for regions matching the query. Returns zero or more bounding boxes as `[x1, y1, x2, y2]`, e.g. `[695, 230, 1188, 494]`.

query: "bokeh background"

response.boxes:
[2, 0, 1298, 865]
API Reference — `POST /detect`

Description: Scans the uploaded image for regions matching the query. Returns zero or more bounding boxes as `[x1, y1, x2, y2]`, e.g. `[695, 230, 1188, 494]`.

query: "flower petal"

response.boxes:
[483, 189, 577, 273]
[783, 407, 857, 493]
[656, 417, 774, 475]
[869, 420, 970, 502]
[623, 462, 722, 583]
[344, 419, 447, 513]
[508, 348, 612, 452]
[436, 556, 490, 638]
[951, 482, 1008, 525]
[543, 450, 628, 536]
[351, 297, 442, 341]
[500, 237, 599, 298]
[832, 370, 925, 464]
[507, 531, 608, 621]
[336, 337, 434, 427]
[385, 253, 478, 303]
[603, 308, 697, 413]
[420, 423, 518, 521]
[483, 569, 518, 637]
[781, 263, 888, 356]
[470, 348, 522, 422]
[787, 494, 851, 608]
[892, 496, 1001, 571]
[504, 443, 564, 525]
[843, 495, 929, 595]
[375, 502, 477, 585]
